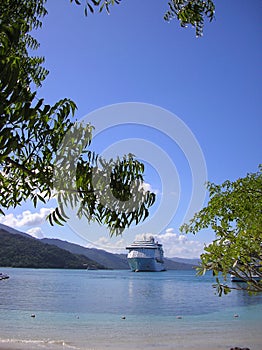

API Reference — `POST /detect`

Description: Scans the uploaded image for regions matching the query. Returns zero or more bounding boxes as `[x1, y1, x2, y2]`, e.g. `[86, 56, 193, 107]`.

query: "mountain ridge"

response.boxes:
[0, 223, 33, 238]
[0, 227, 105, 269]
[41, 238, 129, 270]
[41, 238, 196, 270]
[0, 224, 196, 270]
[169, 257, 200, 266]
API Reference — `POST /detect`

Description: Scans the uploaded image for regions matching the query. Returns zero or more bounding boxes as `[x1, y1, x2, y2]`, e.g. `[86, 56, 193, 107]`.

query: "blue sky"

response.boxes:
[1, 0, 261, 258]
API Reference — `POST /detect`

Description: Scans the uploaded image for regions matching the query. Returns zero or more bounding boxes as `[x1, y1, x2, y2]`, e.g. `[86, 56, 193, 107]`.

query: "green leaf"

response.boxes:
[87, 3, 94, 13]
[55, 207, 67, 223]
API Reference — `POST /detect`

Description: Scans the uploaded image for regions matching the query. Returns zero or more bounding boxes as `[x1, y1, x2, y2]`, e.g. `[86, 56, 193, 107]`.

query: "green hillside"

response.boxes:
[0, 229, 106, 269]
[41, 238, 130, 270]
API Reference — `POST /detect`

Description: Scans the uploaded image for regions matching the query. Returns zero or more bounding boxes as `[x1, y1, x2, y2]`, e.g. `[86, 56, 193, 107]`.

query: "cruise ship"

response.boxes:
[126, 236, 166, 272]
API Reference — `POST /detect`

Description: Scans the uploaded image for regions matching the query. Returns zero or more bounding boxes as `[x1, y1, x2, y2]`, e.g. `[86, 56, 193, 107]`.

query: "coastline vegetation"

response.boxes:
[181, 166, 262, 295]
[0, 229, 105, 269]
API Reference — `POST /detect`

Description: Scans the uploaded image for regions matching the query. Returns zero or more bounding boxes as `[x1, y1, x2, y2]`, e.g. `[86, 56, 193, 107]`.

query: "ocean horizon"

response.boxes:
[0, 268, 261, 350]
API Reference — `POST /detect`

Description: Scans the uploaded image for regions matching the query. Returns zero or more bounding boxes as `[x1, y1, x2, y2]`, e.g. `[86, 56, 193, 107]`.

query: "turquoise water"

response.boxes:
[0, 268, 261, 350]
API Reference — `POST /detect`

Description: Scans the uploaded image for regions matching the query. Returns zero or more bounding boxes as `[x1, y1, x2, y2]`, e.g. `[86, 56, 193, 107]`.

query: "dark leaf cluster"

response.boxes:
[1, 0, 156, 235]
[71, 0, 215, 37]
[71, 0, 122, 16]
[0, 1, 76, 214]
[164, 0, 215, 37]
[49, 137, 156, 236]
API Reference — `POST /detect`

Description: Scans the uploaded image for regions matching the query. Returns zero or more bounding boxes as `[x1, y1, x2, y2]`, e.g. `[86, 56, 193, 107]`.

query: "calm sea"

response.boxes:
[0, 268, 261, 350]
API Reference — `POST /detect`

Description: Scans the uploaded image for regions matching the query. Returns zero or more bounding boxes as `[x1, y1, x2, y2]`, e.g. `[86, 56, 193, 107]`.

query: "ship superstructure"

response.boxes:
[126, 236, 166, 272]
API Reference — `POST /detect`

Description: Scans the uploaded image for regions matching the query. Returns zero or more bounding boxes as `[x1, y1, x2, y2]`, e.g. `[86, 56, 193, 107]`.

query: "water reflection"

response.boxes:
[127, 270, 262, 316]
[1, 268, 261, 318]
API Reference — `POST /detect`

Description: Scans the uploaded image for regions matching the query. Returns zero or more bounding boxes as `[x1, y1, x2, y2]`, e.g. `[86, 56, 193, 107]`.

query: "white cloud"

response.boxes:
[165, 228, 174, 233]
[85, 236, 127, 252]
[85, 228, 206, 258]
[26, 227, 45, 239]
[154, 228, 205, 258]
[0, 208, 54, 228]
[139, 182, 159, 194]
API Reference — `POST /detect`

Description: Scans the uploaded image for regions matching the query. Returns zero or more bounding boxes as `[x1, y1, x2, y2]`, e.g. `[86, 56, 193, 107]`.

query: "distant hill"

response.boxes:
[0, 224, 197, 270]
[164, 258, 195, 270]
[42, 238, 195, 270]
[169, 257, 200, 266]
[0, 223, 33, 238]
[0, 229, 105, 269]
[41, 238, 130, 270]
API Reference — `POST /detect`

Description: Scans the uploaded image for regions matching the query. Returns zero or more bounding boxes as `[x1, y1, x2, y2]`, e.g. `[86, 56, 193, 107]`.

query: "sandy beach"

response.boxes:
[0, 345, 258, 350]
[0, 329, 260, 350]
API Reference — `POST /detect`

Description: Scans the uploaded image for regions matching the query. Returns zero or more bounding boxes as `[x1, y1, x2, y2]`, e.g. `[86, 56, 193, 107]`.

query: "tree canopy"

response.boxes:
[181, 166, 262, 295]
[0, 0, 218, 234]
[0, 0, 155, 235]
[71, 0, 215, 37]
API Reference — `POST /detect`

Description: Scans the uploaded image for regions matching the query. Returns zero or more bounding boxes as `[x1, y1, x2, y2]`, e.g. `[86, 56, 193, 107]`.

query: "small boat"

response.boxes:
[231, 274, 261, 282]
[126, 236, 166, 272]
[231, 265, 261, 283]
[0, 273, 9, 280]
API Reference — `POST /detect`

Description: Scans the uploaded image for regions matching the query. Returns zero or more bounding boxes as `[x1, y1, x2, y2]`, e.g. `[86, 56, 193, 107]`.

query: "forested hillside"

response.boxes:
[0, 229, 105, 269]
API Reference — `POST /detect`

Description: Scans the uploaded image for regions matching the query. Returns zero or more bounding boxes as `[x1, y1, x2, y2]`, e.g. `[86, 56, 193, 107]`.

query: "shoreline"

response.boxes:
[0, 332, 259, 350]
[1, 313, 261, 350]
[0, 346, 256, 350]
[0, 343, 256, 350]
[1, 309, 261, 350]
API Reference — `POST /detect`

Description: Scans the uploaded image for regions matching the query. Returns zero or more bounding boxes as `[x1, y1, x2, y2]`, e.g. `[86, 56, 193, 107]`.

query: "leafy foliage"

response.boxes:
[0, 0, 156, 235]
[73, 154, 155, 235]
[45, 120, 156, 235]
[181, 166, 262, 295]
[70, 0, 122, 16]
[0, 1, 77, 213]
[164, 0, 215, 37]
[71, 0, 215, 37]
[48, 123, 156, 235]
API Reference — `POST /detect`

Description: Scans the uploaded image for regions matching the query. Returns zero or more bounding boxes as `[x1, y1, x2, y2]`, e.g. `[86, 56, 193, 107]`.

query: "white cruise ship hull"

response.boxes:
[126, 236, 166, 272]
[127, 257, 165, 272]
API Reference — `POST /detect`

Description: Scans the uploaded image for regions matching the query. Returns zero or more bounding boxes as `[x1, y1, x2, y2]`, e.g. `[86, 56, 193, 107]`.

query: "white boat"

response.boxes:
[0, 273, 9, 280]
[231, 273, 261, 282]
[231, 264, 261, 282]
[126, 236, 166, 272]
